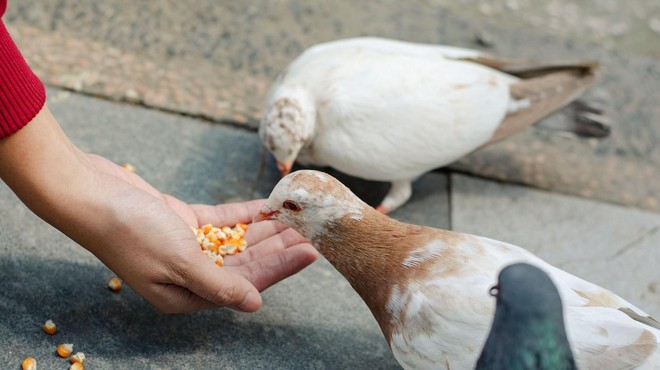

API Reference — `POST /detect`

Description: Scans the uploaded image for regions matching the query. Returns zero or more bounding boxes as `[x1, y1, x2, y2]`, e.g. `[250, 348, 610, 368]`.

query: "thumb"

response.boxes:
[184, 255, 262, 312]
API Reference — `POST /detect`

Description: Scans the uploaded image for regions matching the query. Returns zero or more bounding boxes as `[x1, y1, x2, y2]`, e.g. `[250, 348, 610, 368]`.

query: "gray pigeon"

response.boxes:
[476, 263, 577, 370]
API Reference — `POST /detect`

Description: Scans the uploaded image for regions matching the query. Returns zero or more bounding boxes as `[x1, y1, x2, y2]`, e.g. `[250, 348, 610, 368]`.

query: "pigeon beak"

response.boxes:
[277, 161, 293, 177]
[252, 206, 281, 223]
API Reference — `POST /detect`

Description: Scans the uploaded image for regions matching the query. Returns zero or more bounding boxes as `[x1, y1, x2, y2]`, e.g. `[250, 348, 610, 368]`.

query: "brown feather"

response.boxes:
[585, 329, 658, 370]
[463, 57, 601, 146]
[313, 206, 466, 342]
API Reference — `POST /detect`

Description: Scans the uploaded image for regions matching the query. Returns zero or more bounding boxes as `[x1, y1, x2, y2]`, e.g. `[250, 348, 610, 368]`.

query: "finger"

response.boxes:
[232, 244, 318, 292]
[178, 253, 262, 312]
[243, 220, 291, 246]
[191, 201, 300, 247]
[191, 200, 266, 226]
[225, 227, 310, 266]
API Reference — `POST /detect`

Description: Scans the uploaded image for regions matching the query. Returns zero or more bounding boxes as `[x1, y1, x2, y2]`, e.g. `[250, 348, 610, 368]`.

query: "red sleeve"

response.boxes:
[0, 0, 47, 139]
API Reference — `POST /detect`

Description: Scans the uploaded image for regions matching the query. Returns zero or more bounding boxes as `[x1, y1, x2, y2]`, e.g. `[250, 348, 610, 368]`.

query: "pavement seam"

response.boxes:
[608, 223, 660, 261]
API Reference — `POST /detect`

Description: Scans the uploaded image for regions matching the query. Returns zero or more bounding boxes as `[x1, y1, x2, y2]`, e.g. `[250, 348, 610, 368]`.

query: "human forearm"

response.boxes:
[1, 106, 90, 212]
[0, 106, 318, 313]
[0, 106, 103, 232]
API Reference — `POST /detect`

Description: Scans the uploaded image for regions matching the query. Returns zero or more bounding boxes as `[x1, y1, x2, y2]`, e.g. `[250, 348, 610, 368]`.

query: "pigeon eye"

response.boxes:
[489, 285, 500, 297]
[283, 200, 301, 212]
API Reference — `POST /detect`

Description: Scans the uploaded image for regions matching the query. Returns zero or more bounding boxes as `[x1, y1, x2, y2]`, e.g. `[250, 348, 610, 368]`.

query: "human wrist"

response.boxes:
[0, 106, 99, 230]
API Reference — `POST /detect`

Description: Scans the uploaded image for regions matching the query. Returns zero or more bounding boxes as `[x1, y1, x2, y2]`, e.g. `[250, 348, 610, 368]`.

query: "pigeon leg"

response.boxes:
[376, 180, 412, 214]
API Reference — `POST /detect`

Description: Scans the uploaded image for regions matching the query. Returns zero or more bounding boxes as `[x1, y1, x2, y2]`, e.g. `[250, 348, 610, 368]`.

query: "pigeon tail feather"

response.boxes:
[477, 60, 604, 146]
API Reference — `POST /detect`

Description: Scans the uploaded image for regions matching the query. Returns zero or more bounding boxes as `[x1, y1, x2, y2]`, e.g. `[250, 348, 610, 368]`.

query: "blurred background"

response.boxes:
[4, 0, 659, 212]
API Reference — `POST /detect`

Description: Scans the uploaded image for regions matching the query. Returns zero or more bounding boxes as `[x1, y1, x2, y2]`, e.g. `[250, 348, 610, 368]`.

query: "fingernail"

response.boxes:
[238, 291, 261, 312]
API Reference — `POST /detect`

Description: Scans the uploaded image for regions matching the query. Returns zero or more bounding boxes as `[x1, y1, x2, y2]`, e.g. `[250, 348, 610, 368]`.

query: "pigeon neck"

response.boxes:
[312, 209, 424, 340]
[272, 85, 316, 139]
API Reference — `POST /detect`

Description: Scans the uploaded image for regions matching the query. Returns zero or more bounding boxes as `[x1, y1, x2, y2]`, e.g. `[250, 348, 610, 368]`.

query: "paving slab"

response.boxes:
[450, 173, 660, 317]
[4, 0, 660, 212]
[0, 88, 405, 369]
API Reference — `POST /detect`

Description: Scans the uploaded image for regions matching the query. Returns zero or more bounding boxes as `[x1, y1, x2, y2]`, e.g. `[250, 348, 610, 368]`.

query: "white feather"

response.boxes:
[259, 38, 532, 213]
[264, 38, 514, 182]
[387, 234, 660, 369]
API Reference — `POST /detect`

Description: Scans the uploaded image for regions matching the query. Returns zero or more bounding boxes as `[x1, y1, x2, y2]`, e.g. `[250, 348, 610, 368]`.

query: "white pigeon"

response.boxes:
[259, 37, 608, 213]
[254, 170, 660, 370]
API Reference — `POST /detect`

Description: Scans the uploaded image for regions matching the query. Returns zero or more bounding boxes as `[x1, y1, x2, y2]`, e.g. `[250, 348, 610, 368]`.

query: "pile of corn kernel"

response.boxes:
[193, 223, 249, 267]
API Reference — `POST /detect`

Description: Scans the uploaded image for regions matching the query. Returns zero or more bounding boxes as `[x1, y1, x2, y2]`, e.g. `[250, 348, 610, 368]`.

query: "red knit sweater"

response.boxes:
[0, 0, 46, 139]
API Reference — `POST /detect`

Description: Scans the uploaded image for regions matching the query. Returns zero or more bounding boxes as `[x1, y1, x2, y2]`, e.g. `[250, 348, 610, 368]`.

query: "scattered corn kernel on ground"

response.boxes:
[193, 223, 249, 267]
[42, 319, 56, 335]
[21, 357, 36, 370]
[57, 343, 73, 358]
[107, 277, 122, 292]
[23, 322, 88, 368]
[70, 352, 86, 365]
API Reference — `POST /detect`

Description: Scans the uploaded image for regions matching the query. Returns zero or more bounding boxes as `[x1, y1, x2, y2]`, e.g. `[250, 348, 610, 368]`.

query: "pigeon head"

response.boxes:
[478, 263, 577, 370]
[259, 86, 316, 177]
[254, 170, 367, 242]
[491, 263, 563, 317]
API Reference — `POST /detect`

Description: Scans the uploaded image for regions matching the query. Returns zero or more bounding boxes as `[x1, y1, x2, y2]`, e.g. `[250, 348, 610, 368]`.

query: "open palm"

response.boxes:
[83, 153, 318, 313]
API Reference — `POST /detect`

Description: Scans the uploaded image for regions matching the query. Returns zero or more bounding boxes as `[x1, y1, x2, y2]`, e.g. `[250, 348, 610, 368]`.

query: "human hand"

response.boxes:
[0, 107, 318, 313]
[74, 138, 320, 313]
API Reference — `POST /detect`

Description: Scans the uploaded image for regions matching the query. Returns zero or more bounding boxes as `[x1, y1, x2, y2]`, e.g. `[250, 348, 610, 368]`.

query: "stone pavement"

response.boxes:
[4, 0, 660, 212]
[1, 1, 659, 369]
[1, 88, 658, 369]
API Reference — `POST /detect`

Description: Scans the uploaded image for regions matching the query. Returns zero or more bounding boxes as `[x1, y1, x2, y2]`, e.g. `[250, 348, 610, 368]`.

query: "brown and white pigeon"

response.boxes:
[259, 37, 609, 213]
[254, 170, 659, 370]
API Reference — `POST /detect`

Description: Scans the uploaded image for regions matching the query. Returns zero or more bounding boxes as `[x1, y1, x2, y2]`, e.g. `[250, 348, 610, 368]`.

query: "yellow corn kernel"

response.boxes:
[107, 277, 122, 292]
[57, 343, 74, 358]
[121, 163, 136, 173]
[21, 357, 36, 370]
[70, 352, 86, 364]
[221, 244, 238, 256]
[238, 240, 248, 252]
[42, 319, 56, 335]
[196, 224, 248, 266]
[207, 232, 219, 243]
[69, 362, 84, 370]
